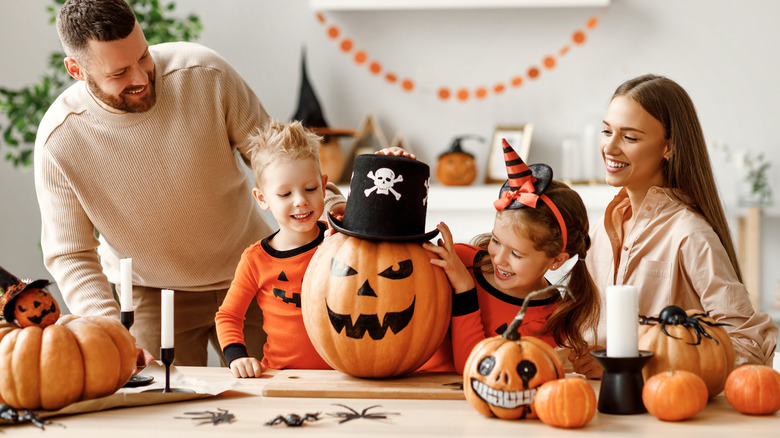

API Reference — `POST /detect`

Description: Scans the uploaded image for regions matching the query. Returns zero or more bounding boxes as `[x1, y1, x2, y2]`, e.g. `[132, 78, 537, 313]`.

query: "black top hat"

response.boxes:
[291, 48, 355, 137]
[0, 266, 51, 321]
[329, 154, 439, 241]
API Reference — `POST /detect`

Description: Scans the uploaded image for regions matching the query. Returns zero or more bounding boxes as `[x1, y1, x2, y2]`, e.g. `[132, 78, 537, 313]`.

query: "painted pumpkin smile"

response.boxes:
[20, 301, 59, 325]
[470, 379, 536, 409]
[326, 297, 415, 340]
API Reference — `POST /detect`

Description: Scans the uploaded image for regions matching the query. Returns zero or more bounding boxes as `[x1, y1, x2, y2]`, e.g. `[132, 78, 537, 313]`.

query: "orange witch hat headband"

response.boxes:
[493, 139, 567, 251]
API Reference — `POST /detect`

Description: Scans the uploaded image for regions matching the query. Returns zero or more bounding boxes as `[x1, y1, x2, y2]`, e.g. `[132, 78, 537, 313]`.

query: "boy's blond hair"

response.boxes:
[249, 120, 323, 188]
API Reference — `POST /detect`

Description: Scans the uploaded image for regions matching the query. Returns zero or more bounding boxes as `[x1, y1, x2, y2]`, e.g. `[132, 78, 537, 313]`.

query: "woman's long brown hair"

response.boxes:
[613, 74, 742, 281]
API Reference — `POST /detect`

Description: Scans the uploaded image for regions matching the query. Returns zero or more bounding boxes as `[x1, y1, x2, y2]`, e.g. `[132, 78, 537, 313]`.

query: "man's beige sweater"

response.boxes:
[34, 42, 341, 318]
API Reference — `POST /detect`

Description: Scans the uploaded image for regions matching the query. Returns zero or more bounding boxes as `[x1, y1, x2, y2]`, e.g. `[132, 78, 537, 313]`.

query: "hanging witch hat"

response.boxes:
[329, 154, 439, 242]
[0, 266, 52, 323]
[493, 139, 567, 250]
[291, 47, 355, 137]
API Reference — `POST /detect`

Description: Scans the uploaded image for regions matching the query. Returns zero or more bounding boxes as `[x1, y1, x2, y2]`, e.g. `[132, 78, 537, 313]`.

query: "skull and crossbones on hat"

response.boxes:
[364, 168, 404, 200]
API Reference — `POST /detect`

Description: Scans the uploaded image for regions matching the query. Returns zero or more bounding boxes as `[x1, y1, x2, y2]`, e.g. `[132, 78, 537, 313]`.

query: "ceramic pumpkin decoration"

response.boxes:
[642, 369, 708, 421]
[724, 364, 780, 415]
[0, 266, 59, 328]
[303, 154, 450, 378]
[534, 376, 597, 428]
[638, 305, 735, 398]
[0, 314, 136, 411]
[463, 286, 566, 420]
[436, 135, 483, 186]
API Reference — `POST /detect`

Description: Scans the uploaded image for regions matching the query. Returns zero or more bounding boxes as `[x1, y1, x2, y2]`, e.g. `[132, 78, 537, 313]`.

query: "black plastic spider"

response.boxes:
[639, 305, 729, 345]
[0, 404, 64, 430]
[328, 404, 400, 424]
[175, 408, 235, 426]
[265, 412, 320, 427]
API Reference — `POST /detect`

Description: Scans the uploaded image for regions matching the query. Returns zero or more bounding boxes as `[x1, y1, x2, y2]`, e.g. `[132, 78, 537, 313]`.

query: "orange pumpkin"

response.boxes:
[724, 364, 780, 415]
[0, 315, 136, 411]
[534, 377, 597, 428]
[638, 306, 735, 398]
[12, 288, 60, 328]
[642, 369, 708, 421]
[436, 137, 479, 186]
[463, 286, 566, 420]
[301, 233, 452, 378]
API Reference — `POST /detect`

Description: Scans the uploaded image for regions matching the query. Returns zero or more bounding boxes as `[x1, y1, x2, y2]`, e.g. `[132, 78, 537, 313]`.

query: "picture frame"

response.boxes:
[485, 124, 534, 184]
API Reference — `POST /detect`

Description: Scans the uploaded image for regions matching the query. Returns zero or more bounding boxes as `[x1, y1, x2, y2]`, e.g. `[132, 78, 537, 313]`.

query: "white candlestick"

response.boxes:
[606, 285, 639, 357]
[161, 289, 174, 348]
[120, 258, 133, 312]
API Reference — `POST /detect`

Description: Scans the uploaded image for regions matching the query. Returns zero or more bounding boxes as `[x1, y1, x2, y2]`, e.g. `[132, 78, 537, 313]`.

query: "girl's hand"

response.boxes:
[569, 345, 604, 379]
[376, 147, 416, 159]
[229, 357, 266, 378]
[423, 222, 475, 293]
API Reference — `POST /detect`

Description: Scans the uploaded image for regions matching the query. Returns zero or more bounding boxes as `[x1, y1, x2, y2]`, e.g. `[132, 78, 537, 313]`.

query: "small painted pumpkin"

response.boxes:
[534, 376, 597, 428]
[0, 315, 136, 411]
[435, 136, 481, 186]
[642, 369, 708, 421]
[724, 364, 780, 415]
[463, 285, 566, 420]
[638, 305, 735, 398]
[11, 288, 60, 328]
[0, 268, 59, 328]
[301, 233, 452, 378]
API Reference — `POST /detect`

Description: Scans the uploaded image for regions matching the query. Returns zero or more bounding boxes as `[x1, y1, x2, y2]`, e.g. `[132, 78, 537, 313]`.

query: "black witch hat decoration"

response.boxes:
[329, 154, 439, 242]
[0, 266, 51, 321]
[291, 47, 355, 137]
[493, 139, 567, 250]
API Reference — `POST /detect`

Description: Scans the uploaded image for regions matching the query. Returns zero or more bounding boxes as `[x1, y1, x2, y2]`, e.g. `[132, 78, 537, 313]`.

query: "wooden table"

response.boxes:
[2, 367, 778, 437]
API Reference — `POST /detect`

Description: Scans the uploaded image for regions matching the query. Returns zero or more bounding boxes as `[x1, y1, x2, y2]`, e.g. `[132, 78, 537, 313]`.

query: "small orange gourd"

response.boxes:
[462, 286, 567, 420]
[642, 369, 708, 421]
[638, 305, 735, 398]
[724, 364, 780, 415]
[534, 376, 597, 428]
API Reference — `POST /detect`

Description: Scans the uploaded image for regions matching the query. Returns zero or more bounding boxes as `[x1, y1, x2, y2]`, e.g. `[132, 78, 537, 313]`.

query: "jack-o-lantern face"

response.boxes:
[462, 285, 567, 420]
[302, 233, 451, 378]
[464, 336, 563, 419]
[13, 288, 61, 328]
[436, 152, 477, 186]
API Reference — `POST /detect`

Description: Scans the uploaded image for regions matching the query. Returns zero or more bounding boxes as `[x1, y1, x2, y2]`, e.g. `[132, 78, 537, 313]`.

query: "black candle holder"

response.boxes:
[144, 348, 194, 393]
[120, 310, 155, 388]
[590, 349, 654, 415]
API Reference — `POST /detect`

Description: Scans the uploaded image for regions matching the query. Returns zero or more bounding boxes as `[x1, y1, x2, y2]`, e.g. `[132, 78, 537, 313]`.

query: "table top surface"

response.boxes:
[2, 366, 778, 437]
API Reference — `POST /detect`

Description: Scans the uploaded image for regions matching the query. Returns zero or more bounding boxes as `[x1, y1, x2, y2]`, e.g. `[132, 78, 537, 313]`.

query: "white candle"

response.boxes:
[120, 258, 133, 312]
[606, 285, 639, 357]
[161, 289, 174, 348]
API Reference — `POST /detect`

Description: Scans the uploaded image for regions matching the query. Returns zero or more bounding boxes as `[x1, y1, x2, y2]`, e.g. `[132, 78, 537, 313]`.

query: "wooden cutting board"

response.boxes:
[261, 370, 465, 400]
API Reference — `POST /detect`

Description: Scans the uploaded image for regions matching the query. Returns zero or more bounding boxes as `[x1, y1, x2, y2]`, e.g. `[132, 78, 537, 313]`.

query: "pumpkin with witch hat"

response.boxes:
[0, 266, 59, 328]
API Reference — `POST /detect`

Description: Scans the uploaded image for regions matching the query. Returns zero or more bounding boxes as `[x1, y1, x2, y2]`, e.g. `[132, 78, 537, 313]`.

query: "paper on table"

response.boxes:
[33, 362, 237, 419]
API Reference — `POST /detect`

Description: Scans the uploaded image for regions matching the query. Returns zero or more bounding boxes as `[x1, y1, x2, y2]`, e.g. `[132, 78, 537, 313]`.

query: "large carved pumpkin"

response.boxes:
[638, 306, 735, 398]
[301, 233, 451, 378]
[0, 314, 135, 411]
[463, 286, 566, 420]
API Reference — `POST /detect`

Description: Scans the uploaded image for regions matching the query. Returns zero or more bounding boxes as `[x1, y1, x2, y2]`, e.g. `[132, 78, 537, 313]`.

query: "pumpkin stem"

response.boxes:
[503, 284, 573, 341]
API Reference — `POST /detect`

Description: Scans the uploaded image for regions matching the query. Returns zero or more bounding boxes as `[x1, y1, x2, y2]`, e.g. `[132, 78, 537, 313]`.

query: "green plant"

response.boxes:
[0, 0, 202, 168]
[743, 153, 772, 205]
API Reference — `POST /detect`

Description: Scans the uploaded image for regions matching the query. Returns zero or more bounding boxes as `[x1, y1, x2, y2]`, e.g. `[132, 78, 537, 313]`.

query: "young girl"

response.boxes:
[425, 140, 601, 375]
[587, 74, 777, 367]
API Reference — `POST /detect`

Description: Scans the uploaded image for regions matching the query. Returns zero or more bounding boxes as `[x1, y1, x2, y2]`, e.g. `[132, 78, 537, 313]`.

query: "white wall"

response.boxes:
[2, 0, 779, 315]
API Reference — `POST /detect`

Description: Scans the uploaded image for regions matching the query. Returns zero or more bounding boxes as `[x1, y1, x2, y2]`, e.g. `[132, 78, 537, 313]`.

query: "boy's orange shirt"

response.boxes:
[215, 222, 330, 370]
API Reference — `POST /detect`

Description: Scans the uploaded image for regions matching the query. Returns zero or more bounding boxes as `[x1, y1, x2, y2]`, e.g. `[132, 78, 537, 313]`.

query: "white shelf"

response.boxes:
[311, 0, 610, 10]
